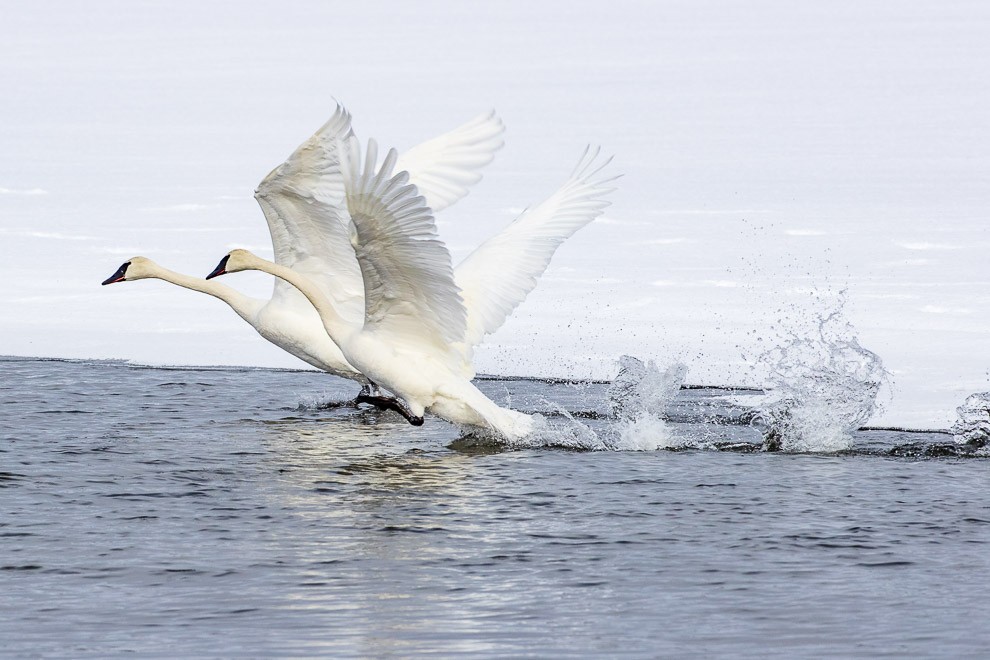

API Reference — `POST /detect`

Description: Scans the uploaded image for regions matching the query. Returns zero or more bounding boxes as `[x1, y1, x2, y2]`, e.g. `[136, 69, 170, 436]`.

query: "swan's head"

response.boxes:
[205, 249, 257, 280]
[101, 256, 157, 285]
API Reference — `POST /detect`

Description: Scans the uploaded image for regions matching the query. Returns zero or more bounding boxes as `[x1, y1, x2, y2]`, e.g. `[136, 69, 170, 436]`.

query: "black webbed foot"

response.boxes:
[354, 392, 380, 408]
[354, 389, 425, 427]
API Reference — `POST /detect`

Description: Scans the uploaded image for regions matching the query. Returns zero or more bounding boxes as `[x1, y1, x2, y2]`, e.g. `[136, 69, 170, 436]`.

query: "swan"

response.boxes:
[101, 105, 505, 407]
[205, 136, 617, 440]
[103, 104, 616, 426]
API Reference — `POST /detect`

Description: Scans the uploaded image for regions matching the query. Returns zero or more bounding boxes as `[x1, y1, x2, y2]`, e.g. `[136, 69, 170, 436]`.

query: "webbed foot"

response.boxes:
[355, 385, 425, 427]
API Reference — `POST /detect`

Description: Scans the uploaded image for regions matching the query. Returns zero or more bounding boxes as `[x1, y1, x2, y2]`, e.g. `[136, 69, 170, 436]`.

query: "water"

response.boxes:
[748, 295, 888, 453]
[4, 356, 990, 657]
[952, 392, 990, 447]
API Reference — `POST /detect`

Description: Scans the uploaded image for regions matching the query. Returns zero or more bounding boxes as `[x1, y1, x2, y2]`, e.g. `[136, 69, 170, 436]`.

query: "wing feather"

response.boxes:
[455, 147, 619, 349]
[394, 110, 505, 212]
[344, 136, 467, 347]
[253, 105, 364, 320]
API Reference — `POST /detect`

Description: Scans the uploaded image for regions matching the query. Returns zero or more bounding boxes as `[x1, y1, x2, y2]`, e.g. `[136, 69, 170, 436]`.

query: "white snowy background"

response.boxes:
[2, 0, 988, 428]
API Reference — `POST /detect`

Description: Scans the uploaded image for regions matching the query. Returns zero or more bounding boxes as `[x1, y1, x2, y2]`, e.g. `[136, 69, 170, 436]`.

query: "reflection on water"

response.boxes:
[259, 414, 479, 496]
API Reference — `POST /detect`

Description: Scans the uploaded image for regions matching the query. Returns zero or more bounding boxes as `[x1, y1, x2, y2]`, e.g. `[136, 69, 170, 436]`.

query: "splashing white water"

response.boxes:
[750, 295, 886, 452]
[463, 355, 690, 451]
[297, 389, 355, 410]
[951, 392, 990, 447]
[454, 410, 610, 451]
[607, 356, 689, 451]
[522, 413, 611, 451]
[612, 412, 685, 451]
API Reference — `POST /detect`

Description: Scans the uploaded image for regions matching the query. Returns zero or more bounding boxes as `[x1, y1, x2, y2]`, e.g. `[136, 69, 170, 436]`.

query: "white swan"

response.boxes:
[207, 139, 543, 439]
[101, 105, 505, 396]
[104, 105, 616, 426]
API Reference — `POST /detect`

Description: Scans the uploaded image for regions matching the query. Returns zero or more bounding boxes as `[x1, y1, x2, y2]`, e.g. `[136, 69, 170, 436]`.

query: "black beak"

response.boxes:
[205, 254, 230, 280]
[101, 262, 130, 285]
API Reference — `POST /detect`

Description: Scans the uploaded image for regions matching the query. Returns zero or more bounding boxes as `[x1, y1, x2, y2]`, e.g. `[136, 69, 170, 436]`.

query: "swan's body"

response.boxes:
[222, 252, 533, 438]
[212, 252, 531, 439]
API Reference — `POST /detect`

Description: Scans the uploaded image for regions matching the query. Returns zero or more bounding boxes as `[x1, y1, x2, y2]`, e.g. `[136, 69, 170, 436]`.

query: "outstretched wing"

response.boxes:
[394, 110, 505, 213]
[454, 147, 618, 349]
[343, 136, 467, 348]
[254, 105, 364, 320]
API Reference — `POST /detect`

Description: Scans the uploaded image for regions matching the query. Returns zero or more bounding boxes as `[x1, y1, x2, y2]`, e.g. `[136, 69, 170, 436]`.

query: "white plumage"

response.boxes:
[455, 146, 618, 355]
[104, 103, 617, 439]
[102, 105, 505, 383]
[209, 128, 617, 440]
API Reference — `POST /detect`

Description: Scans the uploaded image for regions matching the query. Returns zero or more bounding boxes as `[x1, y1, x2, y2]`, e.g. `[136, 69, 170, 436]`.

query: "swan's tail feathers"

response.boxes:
[439, 381, 536, 442]
[394, 109, 506, 213]
[477, 406, 535, 444]
[454, 146, 621, 349]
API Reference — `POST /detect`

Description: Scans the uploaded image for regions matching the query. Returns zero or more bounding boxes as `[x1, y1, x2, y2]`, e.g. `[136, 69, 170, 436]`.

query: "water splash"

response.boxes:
[455, 412, 609, 451]
[461, 356, 690, 451]
[950, 392, 990, 448]
[524, 413, 611, 451]
[612, 411, 685, 451]
[608, 356, 686, 418]
[606, 356, 689, 451]
[749, 295, 886, 452]
[296, 390, 356, 411]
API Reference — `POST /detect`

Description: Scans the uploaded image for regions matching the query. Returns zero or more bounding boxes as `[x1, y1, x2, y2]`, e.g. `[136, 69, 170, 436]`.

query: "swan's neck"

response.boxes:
[151, 266, 263, 323]
[253, 261, 356, 342]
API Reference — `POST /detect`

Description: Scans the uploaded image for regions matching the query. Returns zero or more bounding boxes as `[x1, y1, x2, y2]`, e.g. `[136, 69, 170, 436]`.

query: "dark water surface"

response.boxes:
[3, 357, 989, 657]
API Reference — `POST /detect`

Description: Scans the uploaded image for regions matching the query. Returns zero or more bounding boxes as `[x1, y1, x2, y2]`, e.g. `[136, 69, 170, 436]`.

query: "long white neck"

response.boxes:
[150, 265, 264, 324]
[249, 258, 357, 343]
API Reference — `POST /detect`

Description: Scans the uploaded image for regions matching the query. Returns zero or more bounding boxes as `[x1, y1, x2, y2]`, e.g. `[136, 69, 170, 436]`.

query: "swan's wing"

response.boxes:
[344, 136, 467, 347]
[394, 110, 505, 213]
[454, 147, 618, 349]
[254, 105, 365, 319]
